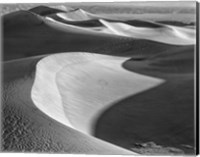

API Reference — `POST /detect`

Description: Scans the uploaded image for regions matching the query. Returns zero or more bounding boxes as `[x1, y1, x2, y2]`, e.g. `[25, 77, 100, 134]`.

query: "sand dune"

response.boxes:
[56, 9, 92, 21]
[50, 5, 74, 12]
[55, 8, 115, 22]
[3, 10, 43, 31]
[47, 8, 164, 28]
[2, 4, 195, 154]
[100, 19, 195, 45]
[45, 12, 195, 46]
[4, 9, 183, 61]
[31, 52, 164, 135]
[44, 17, 112, 35]
[29, 5, 66, 16]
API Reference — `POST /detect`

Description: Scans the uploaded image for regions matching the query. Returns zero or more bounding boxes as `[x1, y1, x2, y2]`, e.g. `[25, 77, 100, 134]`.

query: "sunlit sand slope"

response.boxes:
[31, 53, 164, 135]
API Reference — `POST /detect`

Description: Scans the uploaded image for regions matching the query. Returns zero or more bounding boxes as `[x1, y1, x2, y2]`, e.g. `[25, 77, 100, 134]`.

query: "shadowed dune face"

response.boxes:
[94, 45, 195, 154]
[3, 10, 43, 31]
[95, 78, 194, 154]
[29, 5, 67, 16]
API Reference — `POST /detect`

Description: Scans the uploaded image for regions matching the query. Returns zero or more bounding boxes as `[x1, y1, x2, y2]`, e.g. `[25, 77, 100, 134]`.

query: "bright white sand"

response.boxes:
[100, 19, 195, 45]
[31, 52, 164, 135]
[56, 9, 91, 21]
[44, 16, 113, 35]
[56, 9, 109, 22]
[46, 16, 114, 34]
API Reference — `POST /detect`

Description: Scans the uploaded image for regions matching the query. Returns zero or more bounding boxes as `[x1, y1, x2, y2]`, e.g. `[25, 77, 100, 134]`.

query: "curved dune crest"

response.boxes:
[100, 19, 195, 45]
[31, 52, 164, 136]
[29, 5, 66, 16]
[44, 17, 114, 35]
[55, 9, 110, 22]
[54, 8, 125, 23]
[3, 10, 43, 29]
[56, 9, 92, 21]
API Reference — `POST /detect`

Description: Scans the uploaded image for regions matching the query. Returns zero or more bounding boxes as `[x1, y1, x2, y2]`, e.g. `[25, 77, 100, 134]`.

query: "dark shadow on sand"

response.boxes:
[94, 45, 195, 154]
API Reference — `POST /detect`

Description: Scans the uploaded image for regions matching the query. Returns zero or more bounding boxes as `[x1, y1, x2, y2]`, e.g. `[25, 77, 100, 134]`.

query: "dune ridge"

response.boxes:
[4, 9, 185, 62]
[56, 9, 92, 21]
[99, 19, 195, 45]
[3, 10, 43, 31]
[29, 5, 67, 16]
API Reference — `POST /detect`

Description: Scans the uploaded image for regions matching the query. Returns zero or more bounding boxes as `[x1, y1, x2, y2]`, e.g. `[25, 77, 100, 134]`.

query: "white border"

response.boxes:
[0, 0, 199, 3]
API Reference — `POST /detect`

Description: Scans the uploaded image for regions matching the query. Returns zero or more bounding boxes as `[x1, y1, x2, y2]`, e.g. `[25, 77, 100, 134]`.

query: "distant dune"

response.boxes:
[3, 10, 43, 30]
[29, 5, 66, 16]
[3, 9, 185, 61]
[2, 4, 195, 155]
[100, 19, 195, 45]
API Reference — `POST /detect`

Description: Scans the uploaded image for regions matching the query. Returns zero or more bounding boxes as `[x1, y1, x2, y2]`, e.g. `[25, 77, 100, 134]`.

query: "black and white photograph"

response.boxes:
[1, 0, 199, 155]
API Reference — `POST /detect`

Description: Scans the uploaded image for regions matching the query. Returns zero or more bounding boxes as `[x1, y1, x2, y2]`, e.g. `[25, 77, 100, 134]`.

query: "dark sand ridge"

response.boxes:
[2, 56, 135, 154]
[3, 9, 185, 61]
[28, 5, 70, 16]
[95, 45, 195, 154]
[2, 6, 195, 154]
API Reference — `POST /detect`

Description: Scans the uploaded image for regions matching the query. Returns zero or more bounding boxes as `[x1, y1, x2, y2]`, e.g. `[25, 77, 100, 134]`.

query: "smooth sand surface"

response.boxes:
[31, 52, 164, 135]
[100, 19, 195, 45]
